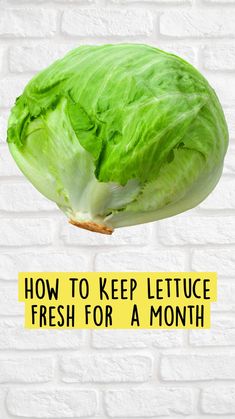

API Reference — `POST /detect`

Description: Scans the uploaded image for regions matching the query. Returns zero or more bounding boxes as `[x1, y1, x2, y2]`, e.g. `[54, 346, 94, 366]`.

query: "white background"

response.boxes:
[0, 0, 235, 417]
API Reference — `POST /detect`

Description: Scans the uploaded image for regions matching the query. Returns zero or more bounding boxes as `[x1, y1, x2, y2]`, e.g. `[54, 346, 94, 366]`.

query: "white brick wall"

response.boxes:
[0, 355, 55, 383]
[7, 389, 98, 418]
[0, 0, 234, 418]
[0, 9, 57, 38]
[159, 10, 235, 38]
[60, 354, 153, 382]
[105, 388, 194, 416]
[160, 354, 235, 380]
[61, 9, 154, 37]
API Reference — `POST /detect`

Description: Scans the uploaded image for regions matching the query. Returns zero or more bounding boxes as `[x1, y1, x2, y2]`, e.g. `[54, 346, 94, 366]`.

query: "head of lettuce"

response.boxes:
[7, 44, 228, 234]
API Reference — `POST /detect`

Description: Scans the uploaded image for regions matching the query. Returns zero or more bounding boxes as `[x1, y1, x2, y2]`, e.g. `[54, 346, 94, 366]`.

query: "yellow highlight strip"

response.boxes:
[19, 272, 217, 329]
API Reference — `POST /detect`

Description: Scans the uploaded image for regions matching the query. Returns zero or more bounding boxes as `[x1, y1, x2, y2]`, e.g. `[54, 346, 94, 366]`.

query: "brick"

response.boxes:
[0, 250, 88, 280]
[61, 354, 152, 383]
[224, 148, 235, 174]
[9, 0, 94, 2]
[192, 249, 235, 276]
[0, 355, 54, 383]
[201, 386, 235, 414]
[224, 109, 235, 139]
[92, 329, 184, 348]
[0, 318, 84, 349]
[53, 0, 95, 1]
[160, 354, 235, 381]
[0, 389, 8, 418]
[61, 222, 149, 246]
[0, 110, 9, 143]
[62, 8, 153, 37]
[0, 46, 5, 73]
[0, 145, 23, 176]
[189, 316, 235, 346]
[205, 74, 235, 107]
[0, 218, 53, 246]
[9, 0, 95, 2]
[112, 0, 189, 2]
[212, 281, 235, 312]
[204, 0, 235, 3]
[199, 177, 235, 209]
[6, 389, 97, 418]
[0, 182, 55, 212]
[158, 214, 235, 245]
[95, 250, 186, 271]
[0, 282, 23, 315]
[160, 11, 235, 38]
[203, 45, 235, 71]
[0, 76, 30, 108]
[9, 43, 76, 73]
[0, 9, 57, 38]
[105, 388, 193, 416]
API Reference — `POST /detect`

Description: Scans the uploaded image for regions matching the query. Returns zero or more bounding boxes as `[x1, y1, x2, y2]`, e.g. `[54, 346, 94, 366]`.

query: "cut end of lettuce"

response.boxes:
[7, 43, 229, 233]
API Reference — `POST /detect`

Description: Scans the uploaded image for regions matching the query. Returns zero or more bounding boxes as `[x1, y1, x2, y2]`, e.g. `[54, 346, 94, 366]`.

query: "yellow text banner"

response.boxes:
[19, 272, 217, 329]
